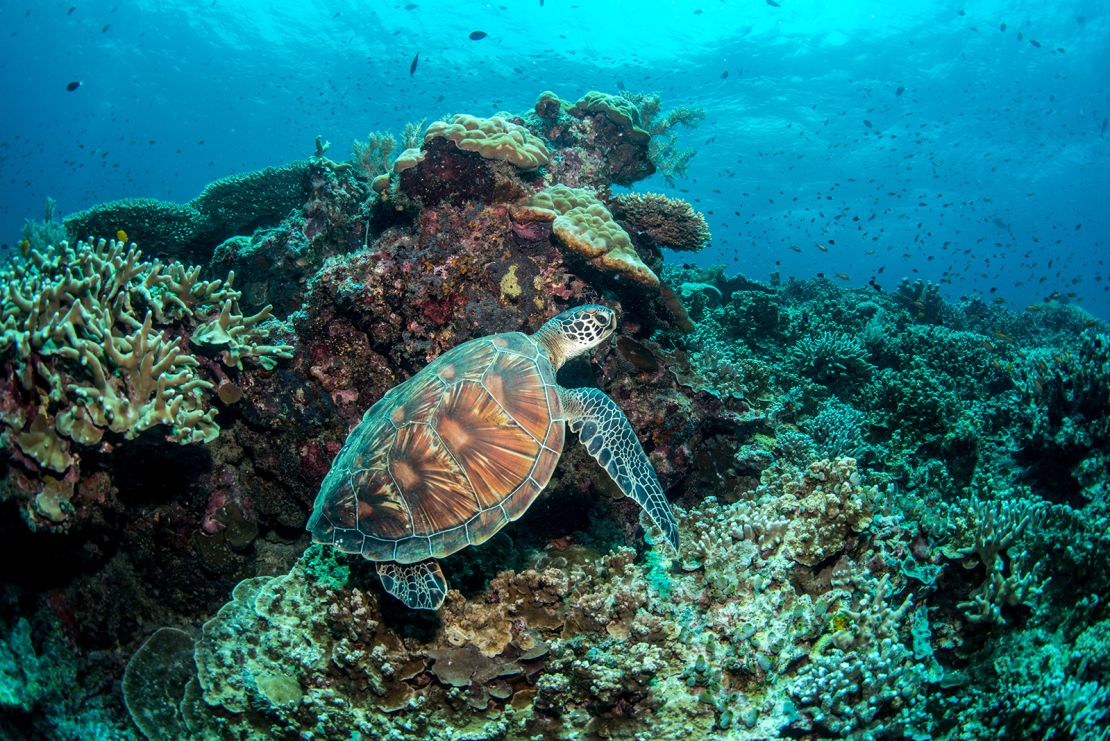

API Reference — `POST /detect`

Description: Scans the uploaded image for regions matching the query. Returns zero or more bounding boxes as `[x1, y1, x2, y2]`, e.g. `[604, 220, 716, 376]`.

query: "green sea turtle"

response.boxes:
[307, 304, 679, 610]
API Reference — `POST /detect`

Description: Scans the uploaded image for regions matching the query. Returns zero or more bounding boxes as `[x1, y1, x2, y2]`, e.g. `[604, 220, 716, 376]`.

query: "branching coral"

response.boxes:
[609, 192, 711, 252]
[617, 91, 705, 185]
[952, 496, 1048, 625]
[0, 238, 293, 530]
[790, 331, 875, 385]
[788, 574, 931, 737]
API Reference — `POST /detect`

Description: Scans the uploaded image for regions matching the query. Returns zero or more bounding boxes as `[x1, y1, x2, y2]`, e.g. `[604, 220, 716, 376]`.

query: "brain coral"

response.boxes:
[512, 185, 659, 287]
[424, 114, 550, 171]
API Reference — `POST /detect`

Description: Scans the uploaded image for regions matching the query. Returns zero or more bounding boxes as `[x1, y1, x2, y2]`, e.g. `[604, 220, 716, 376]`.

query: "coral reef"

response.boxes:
[2, 89, 1108, 741]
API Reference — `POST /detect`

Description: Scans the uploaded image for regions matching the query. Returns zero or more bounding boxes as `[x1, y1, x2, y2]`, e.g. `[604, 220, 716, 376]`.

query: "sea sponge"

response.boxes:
[609, 192, 711, 252]
[424, 114, 549, 171]
[512, 185, 659, 287]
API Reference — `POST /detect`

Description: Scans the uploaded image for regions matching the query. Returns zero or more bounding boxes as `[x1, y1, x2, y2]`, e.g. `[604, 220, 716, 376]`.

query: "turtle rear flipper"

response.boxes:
[376, 561, 448, 610]
[560, 387, 679, 551]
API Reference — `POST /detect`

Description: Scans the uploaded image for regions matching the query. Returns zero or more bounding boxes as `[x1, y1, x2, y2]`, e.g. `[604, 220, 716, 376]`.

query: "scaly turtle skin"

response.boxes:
[308, 305, 679, 609]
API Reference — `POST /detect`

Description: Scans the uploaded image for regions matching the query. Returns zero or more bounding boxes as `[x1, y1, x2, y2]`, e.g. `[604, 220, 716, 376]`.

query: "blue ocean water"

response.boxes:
[2, 0, 1108, 319]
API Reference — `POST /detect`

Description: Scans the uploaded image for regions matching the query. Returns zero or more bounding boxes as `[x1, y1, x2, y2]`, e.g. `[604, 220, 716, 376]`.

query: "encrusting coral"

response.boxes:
[424, 114, 550, 171]
[0, 237, 293, 530]
[512, 185, 660, 287]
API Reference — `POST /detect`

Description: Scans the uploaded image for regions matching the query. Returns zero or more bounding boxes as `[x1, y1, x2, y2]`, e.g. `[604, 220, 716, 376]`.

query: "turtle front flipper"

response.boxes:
[559, 387, 679, 551]
[376, 560, 448, 610]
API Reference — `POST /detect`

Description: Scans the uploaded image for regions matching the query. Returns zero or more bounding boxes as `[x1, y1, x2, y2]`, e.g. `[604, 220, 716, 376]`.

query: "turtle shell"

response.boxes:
[308, 332, 565, 563]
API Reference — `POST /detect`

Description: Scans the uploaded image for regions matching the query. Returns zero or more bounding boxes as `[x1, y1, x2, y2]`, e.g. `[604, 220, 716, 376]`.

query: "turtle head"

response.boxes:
[536, 304, 616, 369]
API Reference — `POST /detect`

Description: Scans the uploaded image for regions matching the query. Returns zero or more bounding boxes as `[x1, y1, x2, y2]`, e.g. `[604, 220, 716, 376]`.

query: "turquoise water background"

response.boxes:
[2, 0, 1108, 317]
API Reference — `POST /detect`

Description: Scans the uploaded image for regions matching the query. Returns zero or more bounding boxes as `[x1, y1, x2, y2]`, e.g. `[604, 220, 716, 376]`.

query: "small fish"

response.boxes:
[67, 6, 75, 14]
[469, 30, 487, 40]
[983, 340, 996, 350]
[101, 23, 110, 32]
[116, 229, 128, 242]
[20, 239, 30, 256]
[817, 242, 829, 251]
[1025, 304, 1041, 311]
[66, 80, 81, 91]
[1029, 39, 1041, 48]
[721, 70, 728, 79]
[836, 273, 850, 280]
[404, 3, 418, 8]
[895, 86, 905, 96]
[863, 119, 873, 128]
[410, 51, 419, 75]
[766, 0, 781, 6]
[994, 331, 1014, 343]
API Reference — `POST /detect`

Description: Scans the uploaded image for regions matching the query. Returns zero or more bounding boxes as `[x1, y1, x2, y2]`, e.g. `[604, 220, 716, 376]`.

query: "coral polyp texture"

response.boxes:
[513, 185, 660, 287]
[3, 89, 1109, 741]
[0, 237, 292, 530]
[424, 114, 550, 171]
[609, 191, 712, 252]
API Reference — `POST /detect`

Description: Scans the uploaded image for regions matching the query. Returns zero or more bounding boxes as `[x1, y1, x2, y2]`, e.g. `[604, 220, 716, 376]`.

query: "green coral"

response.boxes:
[569, 91, 651, 143]
[63, 161, 312, 262]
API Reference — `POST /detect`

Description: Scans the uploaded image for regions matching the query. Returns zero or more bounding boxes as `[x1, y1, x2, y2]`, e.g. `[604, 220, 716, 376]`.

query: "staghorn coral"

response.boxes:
[424, 114, 550, 171]
[512, 185, 659, 287]
[609, 191, 712, 252]
[0, 237, 292, 530]
[949, 495, 1048, 625]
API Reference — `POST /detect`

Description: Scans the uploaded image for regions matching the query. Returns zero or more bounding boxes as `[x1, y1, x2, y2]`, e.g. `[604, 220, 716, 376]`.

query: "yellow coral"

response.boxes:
[424, 114, 549, 170]
[513, 186, 659, 287]
[499, 264, 522, 300]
